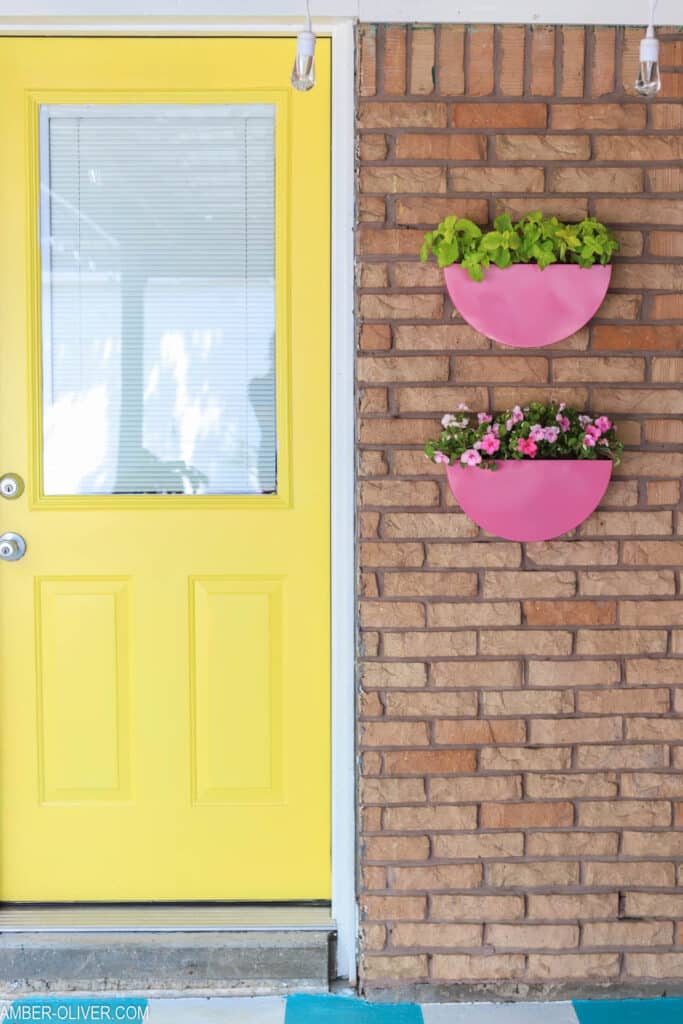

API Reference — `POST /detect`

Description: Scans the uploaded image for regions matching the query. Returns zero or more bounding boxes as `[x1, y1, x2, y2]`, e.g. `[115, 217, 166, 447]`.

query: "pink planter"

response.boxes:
[443, 264, 612, 349]
[445, 460, 613, 542]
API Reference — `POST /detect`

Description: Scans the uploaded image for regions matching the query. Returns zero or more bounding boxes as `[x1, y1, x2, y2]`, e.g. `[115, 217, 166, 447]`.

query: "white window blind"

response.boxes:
[40, 104, 277, 496]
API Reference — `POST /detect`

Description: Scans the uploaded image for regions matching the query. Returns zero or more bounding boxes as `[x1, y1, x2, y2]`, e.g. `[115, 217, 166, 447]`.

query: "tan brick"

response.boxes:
[650, 231, 683, 258]
[559, 27, 585, 96]
[526, 772, 618, 799]
[622, 833, 683, 857]
[383, 631, 477, 659]
[651, 292, 683, 322]
[583, 921, 673, 947]
[431, 661, 522, 689]
[434, 832, 524, 859]
[434, 719, 526, 745]
[624, 893, 683, 918]
[652, 358, 683, 384]
[394, 133, 485, 161]
[391, 863, 482, 891]
[395, 385, 488, 413]
[597, 293, 642, 320]
[384, 804, 477, 832]
[529, 717, 621, 745]
[611, 263, 683, 291]
[621, 27, 641, 92]
[489, 860, 579, 888]
[359, 134, 387, 162]
[527, 541, 618, 567]
[596, 134, 683, 162]
[384, 748, 477, 775]
[626, 659, 683, 686]
[360, 601, 425, 629]
[481, 802, 573, 829]
[395, 197, 488, 227]
[577, 744, 669, 769]
[361, 543, 424, 569]
[594, 198, 683, 226]
[429, 602, 521, 628]
[432, 953, 525, 980]
[578, 689, 670, 716]
[622, 773, 683, 799]
[528, 894, 618, 921]
[361, 480, 441, 509]
[437, 26, 465, 96]
[394, 324, 490, 351]
[528, 953, 619, 979]
[554, 356, 645, 383]
[581, 511, 672, 537]
[549, 166, 644, 193]
[360, 418, 437, 446]
[358, 226, 426, 257]
[364, 835, 430, 862]
[498, 26, 525, 95]
[493, 386, 588, 408]
[578, 800, 671, 828]
[590, 28, 616, 96]
[496, 134, 590, 161]
[649, 168, 683, 194]
[622, 600, 683, 627]
[427, 542, 521, 568]
[360, 165, 446, 195]
[494, 196, 589, 221]
[453, 354, 548, 382]
[448, 165, 545, 194]
[384, 691, 477, 719]
[524, 600, 615, 627]
[483, 690, 574, 716]
[575, 629, 667, 655]
[361, 777, 426, 805]
[603, 480, 639, 508]
[529, 27, 555, 96]
[361, 894, 426, 920]
[580, 570, 675, 597]
[487, 923, 578, 949]
[361, 923, 386, 950]
[359, 391, 389, 417]
[361, 631, 380, 657]
[362, 663, 427, 690]
[431, 893, 524, 921]
[382, 27, 407, 95]
[362, 953, 428, 980]
[384, 572, 478, 598]
[586, 861, 675, 887]
[552, 103, 645, 130]
[623, 541, 683, 565]
[359, 25, 377, 97]
[429, 775, 522, 802]
[627, 719, 683, 742]
[358, 195, 386, 223]
[467, 25, 495, 96]
[480, 630, 573, 657]
[361, 512, 380, 539]
[620, 453, 683, 478]
[361, 719, 429, 747]
[527, 832, 619, 857]
[483, 571, 575, 599]
[480, 746, 572, 772]
[392, 923, 481, 948]
[409, 27, 435, 96]
[360, 292, 443, 323]
[625, 953, 683, 979]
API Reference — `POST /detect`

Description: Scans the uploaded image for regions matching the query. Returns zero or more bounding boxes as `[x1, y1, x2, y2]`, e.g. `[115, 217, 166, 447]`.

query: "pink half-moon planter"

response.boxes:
[445, 460, 613, 542]
[443, 264, 612, 349]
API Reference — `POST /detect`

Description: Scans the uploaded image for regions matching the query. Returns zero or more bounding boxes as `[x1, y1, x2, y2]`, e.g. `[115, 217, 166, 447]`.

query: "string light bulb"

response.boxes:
[291, 0, 316, 92]
[635, 0, 661, 97]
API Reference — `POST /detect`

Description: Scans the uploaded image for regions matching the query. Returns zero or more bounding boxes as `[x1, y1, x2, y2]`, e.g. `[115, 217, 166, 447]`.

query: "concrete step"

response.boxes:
[0, 927, 335, 996]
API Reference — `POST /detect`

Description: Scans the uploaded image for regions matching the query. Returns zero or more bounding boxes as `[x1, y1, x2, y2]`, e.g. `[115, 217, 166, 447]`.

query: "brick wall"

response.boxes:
[355, 24, 683, 1000]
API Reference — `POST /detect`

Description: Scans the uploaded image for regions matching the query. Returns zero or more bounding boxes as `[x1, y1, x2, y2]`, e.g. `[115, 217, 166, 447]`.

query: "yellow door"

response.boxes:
[0, 38, 330, 901]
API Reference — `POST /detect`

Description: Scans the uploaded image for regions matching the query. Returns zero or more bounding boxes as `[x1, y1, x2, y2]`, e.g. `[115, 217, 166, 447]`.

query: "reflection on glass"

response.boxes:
[40, 105, 277, 496]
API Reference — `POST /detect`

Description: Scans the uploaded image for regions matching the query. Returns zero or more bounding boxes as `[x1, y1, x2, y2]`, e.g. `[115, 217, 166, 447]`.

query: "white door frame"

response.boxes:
[0, 17, 358, 982]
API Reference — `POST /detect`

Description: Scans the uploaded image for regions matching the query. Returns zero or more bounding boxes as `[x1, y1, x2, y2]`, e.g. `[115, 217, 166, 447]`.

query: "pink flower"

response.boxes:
[595, 416, 612, 433]
[579, 414, 592, 427]
[460, 449, 482, 466]
[457, 403, 470, 411]
[441, 414, 458, 428]
[477, 412, 493, 424]
[583, 433, 597, 448]
[543, 426, 560, 443]
[556, 415, 570, 432]
[517, 437, 538, 458]
[434, 452, 449, 464]
[585, 424, 602, 440]
[558, 402, 566, 412]
[491, 422, 501, 436]
[480, 433, 501, 455]
[529, 424, 545, 442]
[599, 438, 609, 446]
[506, 405, 524, 431]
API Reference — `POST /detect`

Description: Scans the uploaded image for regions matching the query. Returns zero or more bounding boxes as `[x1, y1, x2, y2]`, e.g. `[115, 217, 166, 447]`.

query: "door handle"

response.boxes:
[0, 532, 26, 561]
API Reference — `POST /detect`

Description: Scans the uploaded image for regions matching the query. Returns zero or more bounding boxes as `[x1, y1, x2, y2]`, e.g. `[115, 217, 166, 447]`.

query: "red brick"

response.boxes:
[559, 28, 586, 96]
[481, 802, 573, 829]
[467, 25, 494, 96]
[452, 102, 546, 129]
[498, 26, 526, 95]
[593, 326, 683, 352]
[529, 27, 556, 96]
[384, 749, 477, 775]
[437, 26, 465, 96]
[590, 28, 616, 96]
[524, 600, 616, 626]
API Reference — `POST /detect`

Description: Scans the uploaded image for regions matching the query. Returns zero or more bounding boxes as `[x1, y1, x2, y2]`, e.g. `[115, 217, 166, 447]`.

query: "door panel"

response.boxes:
[0, 38, 331, 901]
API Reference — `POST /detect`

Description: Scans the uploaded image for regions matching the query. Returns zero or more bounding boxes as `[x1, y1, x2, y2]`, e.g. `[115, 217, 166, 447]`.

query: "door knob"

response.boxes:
[0, 532, 26, 561]
[0, 474, 24, 500]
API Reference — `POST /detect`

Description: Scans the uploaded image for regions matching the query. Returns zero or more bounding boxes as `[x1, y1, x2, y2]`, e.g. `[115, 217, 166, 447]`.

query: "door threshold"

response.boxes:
[0, 904, 335, 933]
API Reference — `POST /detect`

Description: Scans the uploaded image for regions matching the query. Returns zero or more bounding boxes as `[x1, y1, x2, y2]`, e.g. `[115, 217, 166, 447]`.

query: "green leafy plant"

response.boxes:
[420, 211, 619, 281]
[425, 402, 623, 471]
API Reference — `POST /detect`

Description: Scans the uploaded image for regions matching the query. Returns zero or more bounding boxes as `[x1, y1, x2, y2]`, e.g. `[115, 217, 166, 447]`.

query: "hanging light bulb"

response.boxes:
[291, 0, 316, 92]
[635, 0, 661, 97]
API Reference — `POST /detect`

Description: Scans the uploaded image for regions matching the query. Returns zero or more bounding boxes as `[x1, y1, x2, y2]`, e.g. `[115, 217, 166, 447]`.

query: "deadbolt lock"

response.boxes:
[0, 474, 24, 500]
[0, 532, 26, 561]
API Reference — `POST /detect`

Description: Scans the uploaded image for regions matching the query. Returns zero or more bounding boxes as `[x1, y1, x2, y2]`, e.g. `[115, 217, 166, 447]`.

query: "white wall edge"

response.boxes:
[0, 0, 679, 27]
[329, 17, 358, 986]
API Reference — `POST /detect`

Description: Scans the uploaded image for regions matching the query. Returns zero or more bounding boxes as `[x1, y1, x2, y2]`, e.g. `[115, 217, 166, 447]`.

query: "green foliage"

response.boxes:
[420, 211, 619, 281]
[424, 402, 623, 470]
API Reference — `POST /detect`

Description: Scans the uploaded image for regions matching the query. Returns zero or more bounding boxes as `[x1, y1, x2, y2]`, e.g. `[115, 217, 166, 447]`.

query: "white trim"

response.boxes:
[328, 16, 358, 987]
[0, 0, 677, 27]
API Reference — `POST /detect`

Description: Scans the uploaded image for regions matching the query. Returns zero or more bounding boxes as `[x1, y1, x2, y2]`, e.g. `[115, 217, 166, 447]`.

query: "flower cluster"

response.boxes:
[425, 402, 623, 471]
